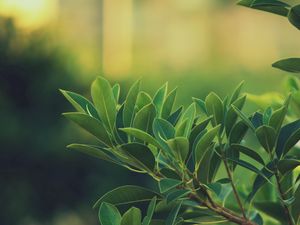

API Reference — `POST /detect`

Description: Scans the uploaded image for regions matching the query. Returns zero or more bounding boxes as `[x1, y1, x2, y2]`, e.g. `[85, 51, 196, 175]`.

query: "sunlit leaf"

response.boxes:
[99, 202, 122, 225]
[121, 207, 142, 225]
[205, 92, 224, 126]
[162, 88, 177, 120]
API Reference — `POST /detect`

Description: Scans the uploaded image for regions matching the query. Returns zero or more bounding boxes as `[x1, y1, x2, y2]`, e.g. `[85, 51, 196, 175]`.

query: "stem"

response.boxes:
[190, 193, 256, 225]
[223, 158, 248, 220]
[274, 170, 295, 225]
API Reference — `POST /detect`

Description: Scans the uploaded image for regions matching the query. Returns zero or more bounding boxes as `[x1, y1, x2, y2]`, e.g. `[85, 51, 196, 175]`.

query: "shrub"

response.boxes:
[61, 76, 300, 225]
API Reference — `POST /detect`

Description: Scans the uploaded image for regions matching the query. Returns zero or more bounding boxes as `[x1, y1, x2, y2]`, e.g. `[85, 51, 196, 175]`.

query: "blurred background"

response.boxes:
[0, 0, 299, 224]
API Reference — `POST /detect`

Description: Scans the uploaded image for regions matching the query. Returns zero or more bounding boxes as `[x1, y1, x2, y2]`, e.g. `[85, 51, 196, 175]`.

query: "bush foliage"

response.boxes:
[62, 76, 300, 225]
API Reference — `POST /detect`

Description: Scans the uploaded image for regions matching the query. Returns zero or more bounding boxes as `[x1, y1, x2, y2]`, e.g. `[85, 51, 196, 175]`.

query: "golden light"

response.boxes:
[0, 0, 58, 29]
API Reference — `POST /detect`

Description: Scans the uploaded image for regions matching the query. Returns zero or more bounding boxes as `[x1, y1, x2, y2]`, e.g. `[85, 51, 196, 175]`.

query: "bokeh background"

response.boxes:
[0, 0, 299, 225]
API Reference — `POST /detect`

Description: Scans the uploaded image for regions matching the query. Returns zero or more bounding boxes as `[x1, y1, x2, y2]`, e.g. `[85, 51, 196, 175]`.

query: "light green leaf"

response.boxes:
[195, 125, 220, 171]
[133, 103, 156, 133]
[91, 77, 117, 132]
[136, 91, 152, 112]
[205, 92, 224, 126]
[162, 88, 177, 119]
[167, 137, 189, 162]
[60, 89, 99, 119]
[94, 185, 161, 208]
[193, 97, 207, 114]
[273, 58, 300, 73]
[120, 128, 161, 150]
[158, 178, 183, 193]
[175, 119, 189, 137]
[263, 107, 273, 125]
[112, 83, 120, 104]
[189, 117, 211, 149]
[153, 83, 168, 115]
[99, 202, 121, 225]
[232, 105, 255, 131]
[63, 112, 111, 146]
[229, 81, 244, 104]
[121, 207, 142, 225]
[255, 125, 276, 152]
[123, 80, 141, 127]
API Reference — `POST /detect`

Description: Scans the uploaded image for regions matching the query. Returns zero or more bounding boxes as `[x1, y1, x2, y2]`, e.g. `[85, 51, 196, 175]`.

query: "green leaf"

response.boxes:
[251, 112, 263, 129]
[254, 202, 286, 224]
[179, 103, 196, 137]
[193, 97, 207, 114]
[197, 146, 218, 184]
[167, 106, 183, 126]
[194, 125, 220, 171]
[189, 117, 211, 149]
[278, 159, 300, 175]
[276, 119, 300, 158]
[232, 105, 255, 131]
[167, 137, 189, 162]
[112, 83, 120, 104]
[225, 95, 246, 136]
[237, 0, 289, 16]
[229, 81, 244, 104]
[205, 92, 224, 126]
[263, 107, 272, 125]
[272, 58, 300, 73]
[67, 144, 118, 164]
[142, 196, 157, 225]
[93, 185, 161, 208]
[120, 128, 161, 149]
[247, 161, 275, 202]
[136, 91, 152, 112]
[162, 88, 177, 119]
[60, 89, 99, 119]
[229, 120, 249, 144]
[133, 103, 156, 134]
[251, 0, 289, 8]
[63, 112, 111, 146]
[166, 201, 183, 225]
[123, 80, 141, 127]
[166, 189, 191, 204]
[255, 125, 276, 152]
[99, 202, 122, 225]
[288, 5, 300, 30]
[153, 118, 175, 141]
[153, 83, 168, 115]
[158, 178, 182, 193]
[91, 77, 117, 132]
[121, 207, 142, 225]
[121, 143, 155, 172]
[269, 103, 289, 133]
[227, 158, 270, 182]
[175, 119, 189, 137]
[230, 144, 265, 166]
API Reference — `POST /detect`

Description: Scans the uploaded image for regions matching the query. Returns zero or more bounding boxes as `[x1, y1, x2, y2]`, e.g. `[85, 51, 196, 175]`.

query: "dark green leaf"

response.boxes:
[255, 125, 276, 152]
[153, 118, 175, 141]
[121, 143, 155, 172]
[166, 189, 191, 204]
[99, 202, 122, 225]
[238, 0, 289, 16]
[93, 185, 161, 208]
[63, 112, 111, 146]
[167, 106, 183, 126]
[252, 0, 289, 8]
[276, 119, 300, 158]
[91, 77, 117, 132]
[278, 159, 300, 175]
[121, 207, 142, 225]
[254, 202, 286, 223]
[123, 80, 141, 127]
[231, 144, 265, 165]
[166, 201, 183, 225]
[289, 5, 300, 30]
[142, 196, 157, 225]
[189, 117, 211, 149]
[273, 58, 300, 73]
[158, 178, 182, 193]
[251, 112, 263, 129]
[229, 121, 249, 144]
[232, 105, 255, 131]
